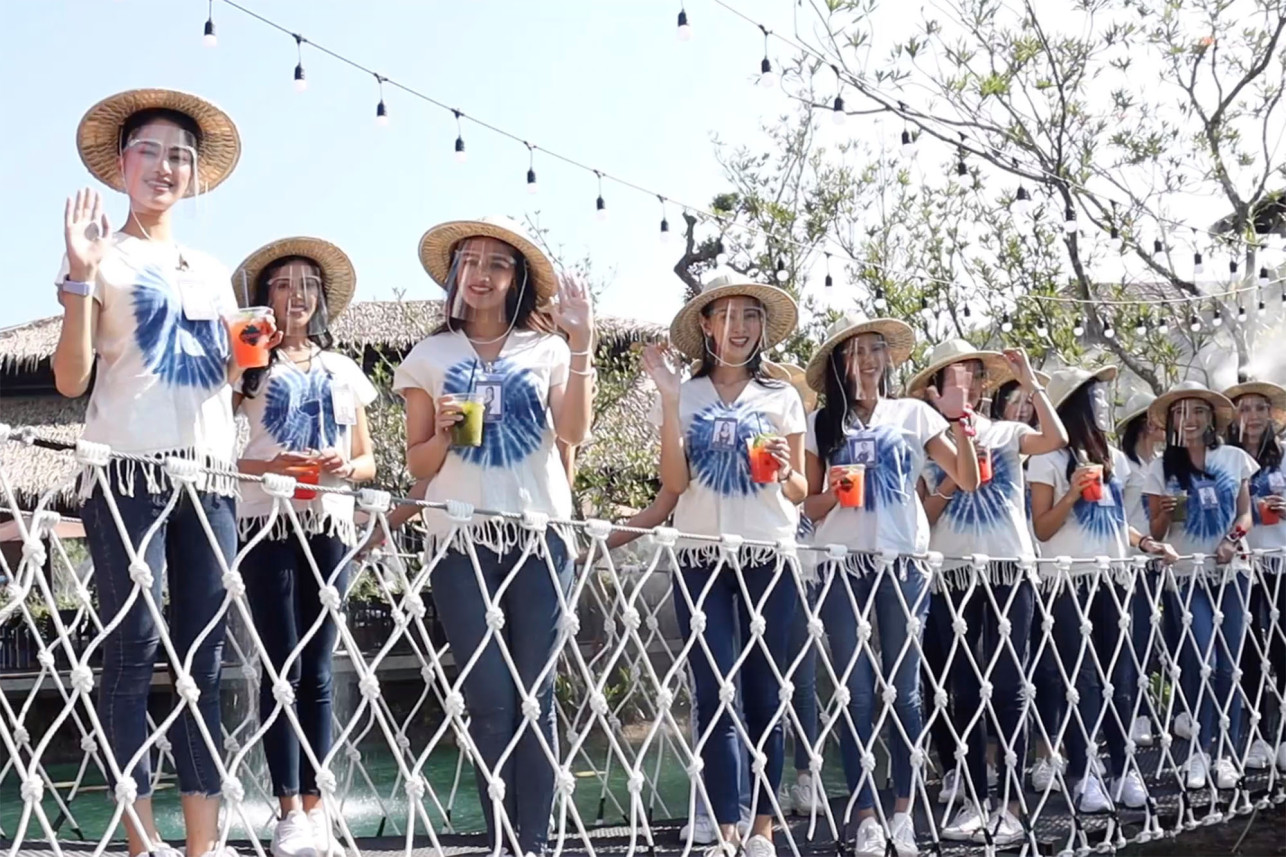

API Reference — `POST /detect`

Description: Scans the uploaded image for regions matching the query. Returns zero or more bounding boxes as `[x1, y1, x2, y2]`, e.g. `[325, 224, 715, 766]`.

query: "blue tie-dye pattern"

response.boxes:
[442, 357, 546, 468]
[796, 515, 814, 540]
[1072, 473, 1127, 539]
[262, 370, 339, 452]
[829, 424, 915, 510]
[1181, 464, 1239, 541]
[131, 264, 228, 389]
[926, 446, 1020, 534]
[1249, 468, 1278, 525]
[686, 401, 767, 497]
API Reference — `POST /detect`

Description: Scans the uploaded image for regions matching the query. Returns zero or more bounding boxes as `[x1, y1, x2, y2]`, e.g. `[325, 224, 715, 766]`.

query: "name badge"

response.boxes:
[710, 417, 739, 451]
[177, 276, 217, 321]
[1192, 478, 1220, 511]
[1269, 471, 1286, 493]
[846, 431, 877, 466]
[477, 375, 504, 423]
[331, 382, 356, 426]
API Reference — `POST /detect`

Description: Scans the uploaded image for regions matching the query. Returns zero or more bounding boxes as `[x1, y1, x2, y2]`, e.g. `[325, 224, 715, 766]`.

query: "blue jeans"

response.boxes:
[1174, 572, 1250, 755]
[931, 575, 1034, 803]
[82, 484, 236, 798]
[786, 582, 822, 773]
[819, 561, 929, 810]
[242, 533, 351, 797]
[673, 560, 796, 824]
[1050, 581, 1137, 780]
[431, 539, 571, 855]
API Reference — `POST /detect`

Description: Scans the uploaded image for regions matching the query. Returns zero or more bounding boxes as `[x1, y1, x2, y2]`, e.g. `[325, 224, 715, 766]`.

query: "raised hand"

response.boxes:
[64, 188, 112, 283]
[550, 273, 594, 348]
[1003, 347, 1037, 388]
[641, 343, 682, 402]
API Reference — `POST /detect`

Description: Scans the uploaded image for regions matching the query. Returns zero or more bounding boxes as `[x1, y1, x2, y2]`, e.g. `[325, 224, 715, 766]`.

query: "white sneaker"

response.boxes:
[1212, 758, 1239, 789]
[307, 807, 343, 856]
[742, 834, 775, 857]
[942, 803, 988, 841]
[937, 767, 963, 804]
[1245, 738, 1274, 770]
[777, 781, 793, 815]
[987, 763, 999, 787]
[1184, 751, 1209, 789]
[1112, 771, 1148, 809]
[680, 815, 718, 846]
[133, 845, 184, 857]
[701, 843, 737, 857]
[982, 807, 1024, 846]
[1173, 712, 1195, 739]
[853, 816, 889, 857]
[272, 811, 319, 857]
[1029, 756, 1064, 793]
[790, 773, 826, 815]
[1073, 775, 1112, 814]
[1131, 716, 1155, 747]
[195, 849, 240, 857]
[888, 812, 918, 857]
[1278, 742, 1286, 771]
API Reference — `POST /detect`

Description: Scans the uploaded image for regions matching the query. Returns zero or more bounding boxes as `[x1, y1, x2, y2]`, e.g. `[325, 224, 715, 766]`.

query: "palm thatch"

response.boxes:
[0, 396, 86, 513]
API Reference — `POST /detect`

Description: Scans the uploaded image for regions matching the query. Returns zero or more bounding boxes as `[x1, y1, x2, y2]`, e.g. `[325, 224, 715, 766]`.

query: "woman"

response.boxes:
[989, 371, 1048, 426]
[911, 340, 1067, 845]
[231, 238, 376, 857]
[1224, 380, 1286, 773]
[1143, 381, 1257, 790]
[800, 317, 981, 857]
[1028, 368, 1176, 813]
[393, 216, 593, 856]
[641, 273, 804, 857]
[51, 89, 257, 857]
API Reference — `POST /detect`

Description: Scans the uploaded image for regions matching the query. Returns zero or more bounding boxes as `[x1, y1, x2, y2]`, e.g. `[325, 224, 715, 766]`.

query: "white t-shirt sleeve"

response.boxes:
[804, 410, 819, 456]
[1026, 450, 1063, 489]
[547, 336, 572, 388]
[1232, 446, 1260, 482]
[781, 386, 806, 435]
[1143, 458, 1167, 497]
[392, 340, 437, 397]
[915, 400, 950, 449]
[345, 358, 379, 406]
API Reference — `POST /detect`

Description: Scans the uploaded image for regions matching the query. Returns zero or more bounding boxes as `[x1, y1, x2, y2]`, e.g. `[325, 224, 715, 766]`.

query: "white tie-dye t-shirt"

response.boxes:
[393, 328, 573, 555]
[1247, 456, 1286, 553]
[1143, 445, 1258, 574]
[1027, 446, 1132, 567]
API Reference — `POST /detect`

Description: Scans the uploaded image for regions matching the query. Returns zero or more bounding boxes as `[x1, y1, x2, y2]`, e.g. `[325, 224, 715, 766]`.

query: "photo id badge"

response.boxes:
[477, 376, 504, 423]
[711, 417, 739, 451]
[177, 276, 217, 321]
[1192, 477, 1219, 511]
[330, 382, 356, 426]
[846, 431, 877, 466]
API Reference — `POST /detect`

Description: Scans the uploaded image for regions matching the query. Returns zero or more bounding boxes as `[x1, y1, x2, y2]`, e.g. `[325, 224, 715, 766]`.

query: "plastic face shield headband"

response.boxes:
[703, 299, 766, 369]
[120, 125, 200, 200]
[1167, 399, 1212, 447]
[267, 261, 328, 339]
[447, 237, 526, 333]
[837, 334, 890, 410]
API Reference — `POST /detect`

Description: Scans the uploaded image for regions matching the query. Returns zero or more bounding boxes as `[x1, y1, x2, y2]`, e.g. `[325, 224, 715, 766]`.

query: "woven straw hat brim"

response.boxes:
[77, 89, 241, 193]
[1223, 381, 1286, 426]
[232, 237, 357, 320]
[764, 361, 818, 412]
[668, 283, 798, 361]
[1048, 366, 1118, 411]
[803, 319, 916, 393]
[906, 349, 1011, 397]
[1115, 395, 1156, 437]
[418, 220, 558, 300]
[1148, 388, 1236, 433]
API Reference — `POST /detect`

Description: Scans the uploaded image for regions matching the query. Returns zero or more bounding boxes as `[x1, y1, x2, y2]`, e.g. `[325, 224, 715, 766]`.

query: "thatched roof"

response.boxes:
[1, 396, 86, 513]
[0, 300, 662, 372]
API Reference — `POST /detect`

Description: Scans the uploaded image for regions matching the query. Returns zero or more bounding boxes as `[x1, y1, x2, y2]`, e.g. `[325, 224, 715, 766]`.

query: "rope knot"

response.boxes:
[689, 610, 707, 633]
[222, 777, 245, 804]
[20, 777, 42, 804]
[175, 674, 200, 704]
[221, 570, 245, 598]
[778, 681, 795, 705]
[273, 680, 295, 706]
[319, 585, 342, 612]
[114, 780, 139, 805]
[403, 592, 426, 620]
[129, 560, 154, 588]
[656, 687, 674, 710]
[445, 691, 465, 718]
[485, 605, 506, 631]
[358, 674, 381, 700]
[357, 488, 391, 513]
[445, 500, 475, 523]
[405, 775, 426, 800]
[80, 735, 97, 753]
[652, 526, 679, 547]
[163, 456, 202, 484]
[520, 510, 550, 531]
[487, 777, 507, 802]
[557, 768, 577, 797]
[522, 695, 542, 722]
[748, 611, 766, 637]
[316, 770, 337, 795]
[718, 681, 736, 706]
[560, 612, 581, 636]
[627, 772, 645, 794]
[223, 735, 240, 753]
[622, 605, 641, 631]
[261, 473, 297, 499]
[75, 439, 112, 467]
[345, 746, 362, 762]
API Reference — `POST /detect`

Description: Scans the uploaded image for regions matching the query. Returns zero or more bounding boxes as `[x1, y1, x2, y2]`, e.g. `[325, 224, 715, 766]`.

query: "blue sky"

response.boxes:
[0, 0, 799, 328]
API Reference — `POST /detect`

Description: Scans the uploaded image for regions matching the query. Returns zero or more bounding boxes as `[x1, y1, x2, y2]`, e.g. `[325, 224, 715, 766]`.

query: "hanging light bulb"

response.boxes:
[1193, 251, 1204, 274]
[203, 3, 217, 48]
[956, 152, 968, 176]
[660, 216, 671, 242]
[759, 56, 776, 88]
[526, 167, 538, 193]
[920, 296, 932, 318]
[1230, 259, 1240, 276]
[1134, 315, 1147, 336]
[1258, 266, 1270, 286]
[1153, 237, 1163, 255]
[832, 95, 847, 125]
[454, 135, 467, 163]
[1064, 206, 1077, 232]
[1258, 295, 1267, 313]
[676, 7, 692, 41]
[1211, 305, 1222, 327]
[1103, 315, 1116, 339]
[874, 287, 887, 310]
[900, 128, 914, 156]
[824, 272, 834, 288]
[1036, 319, 1049, 337]
[1189, 313, 1202, 332]
[1013, 185, 1032, 217]
[1001, 312, 1013, 333]
[293, 63, 307, 92]
[715, 239, 728, 266]
[775, 256, 787, 283]
[595, 194, 607, 221]
[1157, 316, 1170, 335]
[1109, 201, 1120, 240]
[1237, 304, 1247, 323]
[375, 99, 389, 126]
[962, 304, 972, 319]
[1073, 316, 1085, 337]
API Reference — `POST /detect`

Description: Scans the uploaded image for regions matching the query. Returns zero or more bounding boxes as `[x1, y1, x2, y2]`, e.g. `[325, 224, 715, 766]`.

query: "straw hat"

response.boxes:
[418, 215, 558, 301]
[1115, 391, 1156, 437]
[76, 88, 241, 193]
[1148, 380, 1235, 432]
[1223, 380, 1286, 426]
[1046, 366, 1118, 410]
[803, 314, 916, 393]
[765, 361, 818, 412]
[668, 270, 798, 361]
[905, 339, 1011, 398]
[232, 237, 357, 320]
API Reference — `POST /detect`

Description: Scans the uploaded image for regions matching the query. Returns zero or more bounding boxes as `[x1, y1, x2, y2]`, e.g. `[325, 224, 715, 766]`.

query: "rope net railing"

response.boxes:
[1, 427, 1284, 857]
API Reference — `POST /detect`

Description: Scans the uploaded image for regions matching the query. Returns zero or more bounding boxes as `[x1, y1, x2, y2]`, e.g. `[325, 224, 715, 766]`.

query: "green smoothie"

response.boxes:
[1170, 493, 1188, 523]
[449, 395, 485, 447]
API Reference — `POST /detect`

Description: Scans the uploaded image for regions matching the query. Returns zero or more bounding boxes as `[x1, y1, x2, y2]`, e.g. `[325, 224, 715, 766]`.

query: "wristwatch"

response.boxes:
[60, 277, 92, 297]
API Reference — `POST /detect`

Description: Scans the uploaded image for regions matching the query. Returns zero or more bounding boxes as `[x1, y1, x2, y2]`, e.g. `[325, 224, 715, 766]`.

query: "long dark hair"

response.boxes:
[120, 108, 202, 151]
[1059, 381, 1113, 481]
[814, 336, 893, 465]
[433, 243, 554, 336]
[1227, 405, 1283, 471]
[689, 297, 782, 390]
[1121, 413, 1150, 466]
[1161, 399, 1223, 490]
[240, 255, 334, 399]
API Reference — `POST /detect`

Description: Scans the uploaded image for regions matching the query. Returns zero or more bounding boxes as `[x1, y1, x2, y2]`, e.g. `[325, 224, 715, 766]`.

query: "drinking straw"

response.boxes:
[467, 358, 479, 393]
[240, 270, 250, 308]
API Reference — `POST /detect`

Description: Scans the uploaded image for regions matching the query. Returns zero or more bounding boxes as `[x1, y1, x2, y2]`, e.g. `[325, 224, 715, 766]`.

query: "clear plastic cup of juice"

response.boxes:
[835, 464, 867, 508]
[227, 307, 275, 369]
[1081, 464, 1104, 502]
[1170, 493, 1188, 523]
[1259, 496, 1281, 526]
[747, 434, 782, 483]
[442, 392, 485, 447]
[284, 462, 320, 501]
[976, 446, 993, 484]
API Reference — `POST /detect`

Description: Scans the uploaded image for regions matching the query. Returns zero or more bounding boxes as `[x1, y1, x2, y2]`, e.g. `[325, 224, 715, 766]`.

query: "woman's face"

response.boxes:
[1089, 382, 1112, 432]
[266, 260, 322, 335]
[1001, 387, 1035, 425]
[1169, 397, 1213, 441]
[452, 236, 520, 316]
[1236, 394, 1272, 437]
[701, 296, 764, 363]
[946, 358, 986, 406]
[844, 333, 889, 387]
[118, 119, 196, 212]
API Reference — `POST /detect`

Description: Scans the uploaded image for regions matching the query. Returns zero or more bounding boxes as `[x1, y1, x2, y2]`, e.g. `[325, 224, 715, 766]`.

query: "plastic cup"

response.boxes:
[1081, 464, 1104, 502]
[836, 464, 867, 508]
[977, 447, 993, 484]
[442, 392, 484, 447]
[747, 435, 782, 483]
[227, 307, 274, 369]
[284, 463, 320, 501]
[1260, 497, 1281, 526]
[1170, 494, 1188, 523]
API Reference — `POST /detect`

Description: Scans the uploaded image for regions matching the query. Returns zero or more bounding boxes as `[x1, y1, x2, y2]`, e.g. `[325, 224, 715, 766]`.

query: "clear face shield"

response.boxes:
[1167, 398, 1212, 447]
[701, 297, 766, 369]
[1235, 394, 1269, 440]
[262, 259, 330, 341]
[444, 236, 527, 337]
[119, 121, 201, 209]
[1089, 382, 1112, 433]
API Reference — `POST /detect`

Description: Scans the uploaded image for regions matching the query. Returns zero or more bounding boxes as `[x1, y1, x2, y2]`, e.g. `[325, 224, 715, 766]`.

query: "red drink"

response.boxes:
[227, 307, 274, 369]
[835, 465, 867, 508]
[747, 435, 782, 483]
[1081, 464, 1104, 502]
[977, 447, 993, 484]
[285, 463, 320, 501]
[1260, 497, 1281, 526]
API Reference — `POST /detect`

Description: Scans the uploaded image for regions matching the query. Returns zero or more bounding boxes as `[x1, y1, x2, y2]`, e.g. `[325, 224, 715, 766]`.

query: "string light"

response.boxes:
[1237, 303, 1247, 323]
[824, 252, 833, 288]
[1157, 315, 1170, 335]
[900, 124, 914, 157]
[1134, 314, 1147, 336]
[1258, 294, 1267, 313]
[1073, 316, 1085, 337]
[955, 150, 968, 177]
[1102, 314, 1116, 340]
[526, 144, 537, 193]
[659, 197, 671, 242]
[715, 239, 728, 266]
[1258, 266, 1270, 287]
[874, 286, 887, 310]
[1211, 305, 1222, 327]
[832, 94, 846, 125]
[1000, 312, 1013, 333]
[757, 26, 775, 88]
[775, 256, 787, 282]
[1109, 202, 1120, 240]
[1229, 258, 1239, 277]
[374, 75, 389, 126]
[1152, 237, 1164, 255]
[1064, 206, 1077, 233]
[203, 0, 217, 46]
[595, 171, 608, 222]
[1012, 185, 1031, 217]
[293, 35, 306, 92]
[1189, 313, 1202, 332]
[453, 110, 466, 163]
[676, 6, 692, 41]
[963, 303, 972, 319]
[1193, 250, 1204, 274]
